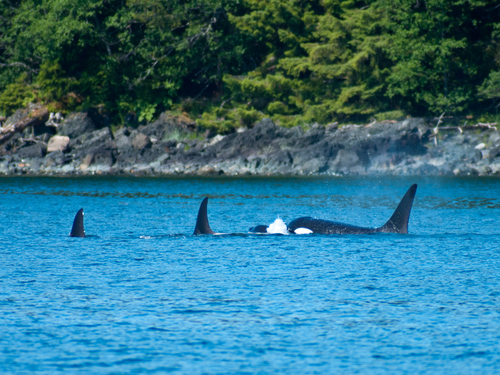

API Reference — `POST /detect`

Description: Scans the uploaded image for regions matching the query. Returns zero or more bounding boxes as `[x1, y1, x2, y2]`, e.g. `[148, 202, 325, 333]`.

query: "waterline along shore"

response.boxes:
[1, 106, 499, 177]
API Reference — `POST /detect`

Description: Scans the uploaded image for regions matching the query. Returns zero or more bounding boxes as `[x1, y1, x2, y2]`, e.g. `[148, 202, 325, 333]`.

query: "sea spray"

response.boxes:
[267, 217, 288, 234]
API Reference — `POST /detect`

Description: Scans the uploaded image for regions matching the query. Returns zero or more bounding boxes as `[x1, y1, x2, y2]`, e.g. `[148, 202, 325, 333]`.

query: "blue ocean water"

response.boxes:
[1, 176, 500, 374]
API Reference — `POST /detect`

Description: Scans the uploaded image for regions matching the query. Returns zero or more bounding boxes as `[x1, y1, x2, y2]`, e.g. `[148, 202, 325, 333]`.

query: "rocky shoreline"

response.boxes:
[1, 106, 499, 177]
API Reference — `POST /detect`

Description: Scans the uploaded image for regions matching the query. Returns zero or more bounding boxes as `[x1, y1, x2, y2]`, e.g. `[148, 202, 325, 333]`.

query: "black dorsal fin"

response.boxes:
[70, 208, 85, 237]
[380, 184, 417, 234]
[194, 198, 215, 235]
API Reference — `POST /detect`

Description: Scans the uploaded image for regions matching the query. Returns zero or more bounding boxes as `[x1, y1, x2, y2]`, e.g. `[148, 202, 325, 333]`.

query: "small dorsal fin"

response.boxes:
[380, 184, 417, 234]
[194, 198, 215, 235]
[70, 208, 85, 237]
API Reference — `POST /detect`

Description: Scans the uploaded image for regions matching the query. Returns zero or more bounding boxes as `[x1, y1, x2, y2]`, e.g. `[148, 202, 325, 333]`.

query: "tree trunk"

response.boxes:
[0, 108, 49, 146]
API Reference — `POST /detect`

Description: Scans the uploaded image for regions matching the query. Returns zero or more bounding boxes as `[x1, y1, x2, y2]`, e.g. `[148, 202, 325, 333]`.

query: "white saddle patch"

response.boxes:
[294, 227, 313, 234]
[267, 217, 288, 235]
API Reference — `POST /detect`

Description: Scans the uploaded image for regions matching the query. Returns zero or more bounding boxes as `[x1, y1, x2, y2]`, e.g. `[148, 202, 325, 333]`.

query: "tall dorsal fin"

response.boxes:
[194, 198, 215, 235]
[380, 184, 417, 234]
[70, 208, 85, 237]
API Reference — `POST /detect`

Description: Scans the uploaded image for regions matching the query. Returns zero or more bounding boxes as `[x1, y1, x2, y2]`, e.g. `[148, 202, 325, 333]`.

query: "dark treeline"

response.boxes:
[1, 0, 500, 132]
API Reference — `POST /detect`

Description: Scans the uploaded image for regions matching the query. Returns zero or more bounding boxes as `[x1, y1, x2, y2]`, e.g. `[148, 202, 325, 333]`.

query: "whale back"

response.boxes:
[249, 225, 269, 233]
[70, 208, 85, 237]
[288, 184, 418, 235]
[379, 184, 417, 234]
[194, 197, 215, 235]
[288, 217, 375, 234]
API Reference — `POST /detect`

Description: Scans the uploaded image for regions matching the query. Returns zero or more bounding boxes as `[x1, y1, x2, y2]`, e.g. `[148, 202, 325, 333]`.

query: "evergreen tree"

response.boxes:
[381, 0, 500, 115]
[1, 0, 500, 127]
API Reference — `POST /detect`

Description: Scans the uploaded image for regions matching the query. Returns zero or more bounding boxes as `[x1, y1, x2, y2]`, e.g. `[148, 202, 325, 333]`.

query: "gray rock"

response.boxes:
[486, 145, 500, 158]
[58, 113, 95, 138]
[45, 150, 69, 166]
[17, 143, 47, 159]
[70, 127, 117, 169]
[80, 141, 117, 170]
[132, 133, 152, 151]
[71, 127, 113, 151]
[115, 133, 133, 153]
[300, 157, 328, 174]
[137, 112, 195, 141]
[330, 150, 360, 170]
[5, 108, 500, 177]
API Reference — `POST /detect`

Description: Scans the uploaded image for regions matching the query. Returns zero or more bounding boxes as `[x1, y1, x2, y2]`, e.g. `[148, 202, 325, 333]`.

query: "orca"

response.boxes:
[249, 217, 288, 234]
[288, 184, 417, 234]
[193, 197, 215, 234]
[70, 208, 85, 237]
[197, 184, 417, 235]
[195, 199, 288, 235]
[248, 225, 268, 233]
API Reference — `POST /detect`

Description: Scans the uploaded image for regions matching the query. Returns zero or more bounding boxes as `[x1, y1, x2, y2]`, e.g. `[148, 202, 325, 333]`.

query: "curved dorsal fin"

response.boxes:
[70, 208, 85, 237]
[194, 198, 215, 235]
[380, 184, 417, 234]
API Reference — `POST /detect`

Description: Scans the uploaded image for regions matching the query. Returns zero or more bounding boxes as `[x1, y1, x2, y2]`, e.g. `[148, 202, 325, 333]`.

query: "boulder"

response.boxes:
[71, 127, 114, 152]
[68, 127, 117, 169]
[132, 133, 152, 151]
[17, 143, 47, 158]
[57, 113, 95, 138]
[196, 166, 219, 176]
[80, 140, 117, 169]
[44, 150, 69, 166]
[139, 111, 196, 141]
[330, 149, 360, 171]
[47, 136, 70, 152]
[299, 157, 328, 174]
[80, 154, 94, 169]
[92, 140, 117, 167]
[113, 127, 134, 153]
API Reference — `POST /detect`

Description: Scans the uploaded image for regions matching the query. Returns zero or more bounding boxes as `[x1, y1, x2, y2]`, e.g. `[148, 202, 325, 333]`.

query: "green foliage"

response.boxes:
[197, 111, 235, 134]
[137, 103, 158, 123]
[196, 104, 265, 133]
[0, 75, 36, 116]
[213, 0, 393, 126]
[0, 0, 253, 124]
[0, 0, 500, 131]
[237, 107, 264, 127]
[36, 61, 78, 104]
[479, 71, 500, 102]
[374, 110, 405, 122]
[381, 0, 500, 115]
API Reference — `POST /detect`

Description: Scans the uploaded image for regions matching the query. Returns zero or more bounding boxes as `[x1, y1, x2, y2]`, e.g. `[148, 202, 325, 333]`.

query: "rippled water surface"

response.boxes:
[1, 176, 500, 374]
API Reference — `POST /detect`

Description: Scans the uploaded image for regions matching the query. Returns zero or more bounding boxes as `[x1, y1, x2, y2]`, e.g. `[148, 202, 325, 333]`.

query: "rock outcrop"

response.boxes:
[1, 107, 500, 176]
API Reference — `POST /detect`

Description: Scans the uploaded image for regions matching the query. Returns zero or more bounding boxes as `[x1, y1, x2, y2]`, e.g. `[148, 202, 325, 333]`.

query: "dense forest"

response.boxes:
[1, 0, 500, 133]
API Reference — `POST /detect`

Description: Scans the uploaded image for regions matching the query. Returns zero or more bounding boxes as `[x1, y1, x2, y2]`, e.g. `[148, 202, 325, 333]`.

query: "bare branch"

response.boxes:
[220, 97, 233, 108]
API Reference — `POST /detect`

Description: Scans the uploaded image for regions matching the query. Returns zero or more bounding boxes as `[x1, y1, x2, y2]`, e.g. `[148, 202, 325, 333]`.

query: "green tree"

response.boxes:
[0, 0, 253, 123]
[207, 0, 392, 127]
[279, 0, 393, 123]
[478, 22, 500, 111]
[381, 0, 500, 115]
[2, 0, 500, 128]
